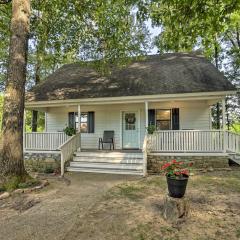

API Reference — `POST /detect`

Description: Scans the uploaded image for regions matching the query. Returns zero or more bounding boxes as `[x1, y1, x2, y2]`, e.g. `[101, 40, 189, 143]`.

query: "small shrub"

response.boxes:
[63, 126, 76, 136]
[146, 125, 156, 134]
[44, 166, 54, 174]
[0, 186, 6, 192]
[4, 176, 21, 191]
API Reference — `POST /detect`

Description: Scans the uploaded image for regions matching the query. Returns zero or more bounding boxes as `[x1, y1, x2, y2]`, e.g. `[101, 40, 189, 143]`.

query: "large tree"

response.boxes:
[146, 0, 240, 129]
[0, 0, 149, 179]
[0, 0, 30, 178]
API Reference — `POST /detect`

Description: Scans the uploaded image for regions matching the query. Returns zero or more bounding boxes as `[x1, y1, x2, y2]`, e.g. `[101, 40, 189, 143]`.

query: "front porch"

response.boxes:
[23, 129, 240, 176]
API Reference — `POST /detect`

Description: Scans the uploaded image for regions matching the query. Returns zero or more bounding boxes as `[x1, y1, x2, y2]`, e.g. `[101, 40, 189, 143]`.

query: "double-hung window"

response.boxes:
[68, 112, 95, 133]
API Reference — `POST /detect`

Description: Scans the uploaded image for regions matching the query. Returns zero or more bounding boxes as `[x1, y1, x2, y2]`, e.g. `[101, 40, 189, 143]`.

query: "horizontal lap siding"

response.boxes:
[149, 101, 210, 130]
[45, 100, 211, 149]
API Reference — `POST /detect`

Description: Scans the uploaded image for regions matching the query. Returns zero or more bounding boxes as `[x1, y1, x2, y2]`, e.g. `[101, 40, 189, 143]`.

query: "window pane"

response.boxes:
[156, 110, 170, 120]
[156, 120, 171, 130]
[75, 112, 88, 132]
[81, 113, 88, 123]
[81, 123, 88, 133]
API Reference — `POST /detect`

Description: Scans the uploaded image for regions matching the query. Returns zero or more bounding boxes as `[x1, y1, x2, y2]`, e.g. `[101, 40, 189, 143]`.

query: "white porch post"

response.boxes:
[145, 101, 148, 131]
[78, 104, 81, 151]
[44, 112, 48, 132]
[222, 99, 227, 152]
[222, 99, 226, 130]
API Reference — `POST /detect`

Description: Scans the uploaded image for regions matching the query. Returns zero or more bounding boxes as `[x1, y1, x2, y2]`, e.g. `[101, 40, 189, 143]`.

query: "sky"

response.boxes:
[146, 18, 162, 54]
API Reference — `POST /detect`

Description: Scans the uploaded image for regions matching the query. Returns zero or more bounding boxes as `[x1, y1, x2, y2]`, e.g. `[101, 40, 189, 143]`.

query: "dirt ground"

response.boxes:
[0, 173, 139, 240]
[0, 170, 240, 240]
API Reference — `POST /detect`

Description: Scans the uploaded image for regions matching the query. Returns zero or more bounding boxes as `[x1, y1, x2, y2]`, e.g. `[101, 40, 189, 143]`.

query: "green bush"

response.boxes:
[146, 125, 156, 134]
[44, 166, 54, 174]
[63, 126, 76, 136]
[2, 176, 40, 191]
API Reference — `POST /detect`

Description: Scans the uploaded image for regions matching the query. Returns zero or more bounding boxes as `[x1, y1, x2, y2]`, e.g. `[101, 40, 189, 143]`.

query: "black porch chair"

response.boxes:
[98, 131, 115, 150]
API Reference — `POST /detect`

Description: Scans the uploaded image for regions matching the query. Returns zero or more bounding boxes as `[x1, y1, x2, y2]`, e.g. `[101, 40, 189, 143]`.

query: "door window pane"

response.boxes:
[125, 113, 136, 130]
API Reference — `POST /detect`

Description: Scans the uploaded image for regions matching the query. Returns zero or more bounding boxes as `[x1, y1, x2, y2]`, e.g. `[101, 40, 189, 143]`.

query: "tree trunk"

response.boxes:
[31, 62, 40, 132]
[162, 194, 190, 223]
[214, 43, 221, 129]
[0, 0, 30, 177]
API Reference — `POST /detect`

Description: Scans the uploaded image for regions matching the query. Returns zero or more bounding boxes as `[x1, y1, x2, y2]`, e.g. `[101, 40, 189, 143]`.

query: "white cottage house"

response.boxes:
[25, 53, 239, 176]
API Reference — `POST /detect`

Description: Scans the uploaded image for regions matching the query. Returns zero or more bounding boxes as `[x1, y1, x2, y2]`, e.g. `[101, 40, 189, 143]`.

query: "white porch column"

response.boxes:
[45, 112, 48, 132]
[222, 99, 227, 152]
[145, 101, 148, 131]
[222, 99, 226, 130]
[78, 104, 81, 151]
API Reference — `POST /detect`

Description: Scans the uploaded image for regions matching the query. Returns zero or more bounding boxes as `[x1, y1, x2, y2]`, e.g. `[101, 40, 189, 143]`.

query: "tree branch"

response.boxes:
[0, 0, 11, 4]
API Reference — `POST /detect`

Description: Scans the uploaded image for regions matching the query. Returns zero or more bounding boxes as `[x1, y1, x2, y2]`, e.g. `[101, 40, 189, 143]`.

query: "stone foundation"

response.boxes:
[24, 152, 61, 173]
[147, 154, 230, 174]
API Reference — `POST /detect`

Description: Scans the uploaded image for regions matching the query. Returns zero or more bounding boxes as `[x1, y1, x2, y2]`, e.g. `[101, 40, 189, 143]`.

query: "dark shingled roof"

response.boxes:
[26, 53, 235, 102]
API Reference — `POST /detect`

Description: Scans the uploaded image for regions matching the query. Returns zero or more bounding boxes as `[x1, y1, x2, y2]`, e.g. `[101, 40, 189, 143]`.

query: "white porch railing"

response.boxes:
[148, 130, 226, 153]
[24, 132, 70, 151]
[58, 132, 81, 176]
[225, 131, 240, 154]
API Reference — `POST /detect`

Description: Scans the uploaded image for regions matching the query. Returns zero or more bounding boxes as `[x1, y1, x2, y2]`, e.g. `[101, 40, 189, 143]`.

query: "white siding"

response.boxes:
[46, 100, 211, 149]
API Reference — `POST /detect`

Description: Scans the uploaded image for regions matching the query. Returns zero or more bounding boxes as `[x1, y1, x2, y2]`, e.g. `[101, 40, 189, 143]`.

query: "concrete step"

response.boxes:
[67, 167, 143, 175]
[69, 161, 143, 170]
[72, 156, 143, 164]
[74, 151, 143, 159]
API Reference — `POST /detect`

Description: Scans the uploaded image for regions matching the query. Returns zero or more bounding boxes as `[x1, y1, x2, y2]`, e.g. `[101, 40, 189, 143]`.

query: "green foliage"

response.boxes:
[63, 126, 76, 136]
[230, 122, 240, 133]
[24, 110, 45, 132]
[146, 124, 156, 134]
[1, 175, 39, 191]
[43, 166, 55, 174]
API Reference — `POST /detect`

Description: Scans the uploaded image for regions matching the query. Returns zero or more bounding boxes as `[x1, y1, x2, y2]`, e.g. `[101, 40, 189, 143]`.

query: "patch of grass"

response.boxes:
[2, 175, 40, 192]
[18, 178, 39, 189]
[107, 183, 147, 200]
[144, 176, 166, 189]
[190, 172, 240, 193]
[131, 223, 175, 240]
[236, 228, 240, 238]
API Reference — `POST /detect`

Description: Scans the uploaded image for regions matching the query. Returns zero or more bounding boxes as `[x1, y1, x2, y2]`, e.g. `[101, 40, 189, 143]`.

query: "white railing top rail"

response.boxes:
[25, 131, 65, 134]
[154, 130, 224, 132]
[225, 130, 240, 136]
[58, 133, 78, 150]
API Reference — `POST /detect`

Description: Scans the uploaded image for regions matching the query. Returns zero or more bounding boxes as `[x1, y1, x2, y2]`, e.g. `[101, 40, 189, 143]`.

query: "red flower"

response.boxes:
[161, 159, 191, 177]
[161, 163, 171, 170]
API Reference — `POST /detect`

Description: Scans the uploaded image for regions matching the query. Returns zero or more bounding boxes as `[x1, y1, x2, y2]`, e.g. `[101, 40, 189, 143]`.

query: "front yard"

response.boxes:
[0, 170, 240, 240]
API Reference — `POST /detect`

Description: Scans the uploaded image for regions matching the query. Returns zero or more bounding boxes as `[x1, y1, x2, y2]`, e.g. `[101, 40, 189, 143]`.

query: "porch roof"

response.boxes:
[26, 52, 235, 103]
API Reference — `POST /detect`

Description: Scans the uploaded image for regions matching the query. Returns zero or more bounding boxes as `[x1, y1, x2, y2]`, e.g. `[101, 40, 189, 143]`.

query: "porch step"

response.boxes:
[69, 162, 143, 170]
[67, 151, 144, 175]
[72, 156, 143, 164]
[74, 151, 143, 159]
[66, 167, 143, 175]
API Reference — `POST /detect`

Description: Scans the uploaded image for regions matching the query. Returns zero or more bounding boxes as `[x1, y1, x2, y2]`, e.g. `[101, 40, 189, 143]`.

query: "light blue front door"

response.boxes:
[122, 111, 139, 149]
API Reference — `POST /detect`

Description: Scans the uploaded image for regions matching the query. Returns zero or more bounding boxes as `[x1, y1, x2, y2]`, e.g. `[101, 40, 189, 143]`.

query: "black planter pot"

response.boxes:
[166, 175, 189, 198]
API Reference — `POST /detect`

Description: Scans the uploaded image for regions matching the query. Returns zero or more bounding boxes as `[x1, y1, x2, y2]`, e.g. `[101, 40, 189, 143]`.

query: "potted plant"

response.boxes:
[146, 124, 156, 134]
[161, 160, 192, 198]
[63, 126, 76, 136]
